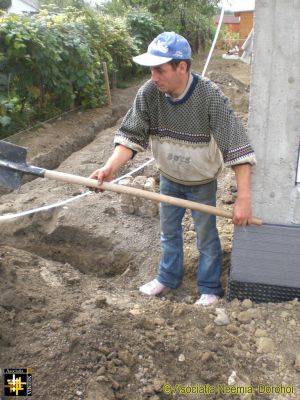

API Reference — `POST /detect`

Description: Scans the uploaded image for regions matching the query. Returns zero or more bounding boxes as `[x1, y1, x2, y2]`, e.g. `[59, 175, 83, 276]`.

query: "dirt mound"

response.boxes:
[1, 245, 299, 400]
[206, 71, 250, 114]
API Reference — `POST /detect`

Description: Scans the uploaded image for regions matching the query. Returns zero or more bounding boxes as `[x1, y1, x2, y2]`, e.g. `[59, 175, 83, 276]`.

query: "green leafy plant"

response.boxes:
[0, 9, 138, 137]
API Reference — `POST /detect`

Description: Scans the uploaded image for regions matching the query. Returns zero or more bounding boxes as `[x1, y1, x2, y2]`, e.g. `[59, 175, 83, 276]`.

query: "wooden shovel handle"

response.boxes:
[44, 170, 263, 225]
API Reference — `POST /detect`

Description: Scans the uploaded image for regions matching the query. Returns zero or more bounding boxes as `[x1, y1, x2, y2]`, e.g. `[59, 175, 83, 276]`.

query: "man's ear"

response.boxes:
[178, 61, 188, 74]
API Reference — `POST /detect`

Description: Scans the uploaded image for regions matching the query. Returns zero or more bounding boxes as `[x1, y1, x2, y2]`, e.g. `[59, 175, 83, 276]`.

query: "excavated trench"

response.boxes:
[0, 84, 140, 196]
[0, 182, 155, 280]
[9, 223, 133, 277]
[0, 84, 148, 279]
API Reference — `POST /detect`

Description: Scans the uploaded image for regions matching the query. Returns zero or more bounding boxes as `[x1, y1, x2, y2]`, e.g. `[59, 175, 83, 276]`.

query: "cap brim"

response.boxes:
[133, 53, 172, 67]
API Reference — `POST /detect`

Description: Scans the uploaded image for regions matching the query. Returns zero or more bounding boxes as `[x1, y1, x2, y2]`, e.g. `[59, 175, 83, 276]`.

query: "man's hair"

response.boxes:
[168, 59, 191, 72]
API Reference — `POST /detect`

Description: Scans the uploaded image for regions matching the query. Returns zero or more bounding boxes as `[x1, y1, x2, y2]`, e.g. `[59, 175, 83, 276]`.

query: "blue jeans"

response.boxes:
[157, 175, 224, 296]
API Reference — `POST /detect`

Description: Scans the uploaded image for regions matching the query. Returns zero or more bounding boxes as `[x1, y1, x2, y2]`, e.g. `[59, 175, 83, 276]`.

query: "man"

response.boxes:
[89, 32, 256, 306]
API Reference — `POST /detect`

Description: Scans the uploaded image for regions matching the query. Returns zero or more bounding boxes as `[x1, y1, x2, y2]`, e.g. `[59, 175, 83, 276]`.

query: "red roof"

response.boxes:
[215, 15, 240, 24]
[234, 10, 255, 15]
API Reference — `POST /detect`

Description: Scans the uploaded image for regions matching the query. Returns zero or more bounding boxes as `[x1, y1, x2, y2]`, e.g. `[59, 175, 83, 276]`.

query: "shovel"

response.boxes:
[0, 140, 262, 225]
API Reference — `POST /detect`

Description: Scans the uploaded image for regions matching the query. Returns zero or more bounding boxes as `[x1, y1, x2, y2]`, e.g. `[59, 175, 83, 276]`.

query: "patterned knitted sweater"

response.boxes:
[114, 73, 256, 185]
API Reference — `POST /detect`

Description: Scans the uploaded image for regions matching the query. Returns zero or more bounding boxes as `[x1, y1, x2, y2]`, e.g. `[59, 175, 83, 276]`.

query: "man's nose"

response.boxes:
[150, 69, 158, 82]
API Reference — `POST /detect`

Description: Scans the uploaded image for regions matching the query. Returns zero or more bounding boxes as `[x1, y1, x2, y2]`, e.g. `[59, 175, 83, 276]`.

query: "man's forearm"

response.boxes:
[106, 145, 134, 176]
[232, 163, 252, 199]
[232, 163, 252, 225]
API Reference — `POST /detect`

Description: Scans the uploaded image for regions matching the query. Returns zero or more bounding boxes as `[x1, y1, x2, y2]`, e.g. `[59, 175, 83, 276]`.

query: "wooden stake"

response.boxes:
[102, 62, 112, 106]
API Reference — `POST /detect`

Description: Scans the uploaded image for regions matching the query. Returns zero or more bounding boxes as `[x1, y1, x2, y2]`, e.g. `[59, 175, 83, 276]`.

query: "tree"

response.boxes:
[0, 0, 11, 10]
[99, 0, 126, 15]
[126, 8, 163, 52]
[103, 0, 219, 52]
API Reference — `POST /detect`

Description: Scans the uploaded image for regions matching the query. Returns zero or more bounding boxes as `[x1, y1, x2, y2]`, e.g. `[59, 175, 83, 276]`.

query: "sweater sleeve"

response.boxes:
[114, 85, 150, 153]
[208, 82, 256, 166]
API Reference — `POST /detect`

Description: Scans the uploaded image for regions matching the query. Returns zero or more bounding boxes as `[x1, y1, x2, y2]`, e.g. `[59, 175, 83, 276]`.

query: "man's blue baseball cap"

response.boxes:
[133, 32, 192, 67]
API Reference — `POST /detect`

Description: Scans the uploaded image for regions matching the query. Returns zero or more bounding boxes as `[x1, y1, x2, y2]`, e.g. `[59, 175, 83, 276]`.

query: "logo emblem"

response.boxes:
[3, 369, 32, 397]
[150, 40, 169, 54]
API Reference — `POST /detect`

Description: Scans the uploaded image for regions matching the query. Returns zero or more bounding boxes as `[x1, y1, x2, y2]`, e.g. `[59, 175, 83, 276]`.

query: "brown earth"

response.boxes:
[0, 51, 299, 400]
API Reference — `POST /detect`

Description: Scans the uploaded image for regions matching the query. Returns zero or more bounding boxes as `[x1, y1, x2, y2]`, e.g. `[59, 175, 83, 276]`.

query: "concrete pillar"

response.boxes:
[247, 0, 300, 224]
[228, 1, 300, 302]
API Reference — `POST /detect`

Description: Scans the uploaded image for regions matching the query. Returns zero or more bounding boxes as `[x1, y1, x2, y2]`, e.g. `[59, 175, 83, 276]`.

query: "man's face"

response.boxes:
[150, 62, 187, 97]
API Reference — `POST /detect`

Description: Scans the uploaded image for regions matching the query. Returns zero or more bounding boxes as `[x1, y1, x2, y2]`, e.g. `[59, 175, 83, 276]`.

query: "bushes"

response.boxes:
[0, 9, 138, 137]
[216, 27, 241, 50]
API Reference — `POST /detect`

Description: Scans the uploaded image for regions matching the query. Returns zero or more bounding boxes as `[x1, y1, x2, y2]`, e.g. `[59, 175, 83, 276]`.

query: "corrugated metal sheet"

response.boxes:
[231, 224, 300, 287]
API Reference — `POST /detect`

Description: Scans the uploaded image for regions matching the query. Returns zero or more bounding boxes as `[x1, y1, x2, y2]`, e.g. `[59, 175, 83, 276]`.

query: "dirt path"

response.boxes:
[0, 52, 299, 400]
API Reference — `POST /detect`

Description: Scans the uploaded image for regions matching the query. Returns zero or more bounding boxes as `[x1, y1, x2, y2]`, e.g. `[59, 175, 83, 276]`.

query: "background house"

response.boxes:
[7, 0, 39, 14]
[234, 10, 254, 43]
[215, 14, 240, 33]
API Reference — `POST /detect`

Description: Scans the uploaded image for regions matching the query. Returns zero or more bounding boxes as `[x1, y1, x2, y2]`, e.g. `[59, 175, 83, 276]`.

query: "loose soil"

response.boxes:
[0, 51, 299, 400]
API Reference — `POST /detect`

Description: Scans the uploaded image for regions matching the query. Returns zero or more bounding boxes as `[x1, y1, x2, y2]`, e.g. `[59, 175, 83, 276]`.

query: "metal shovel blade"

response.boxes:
[0, 141, 28, 190]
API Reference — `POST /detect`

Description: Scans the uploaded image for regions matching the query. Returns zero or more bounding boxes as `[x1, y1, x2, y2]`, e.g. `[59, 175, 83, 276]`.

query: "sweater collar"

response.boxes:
[165, 73, 193, 101]
[165, 73, 198, 105]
